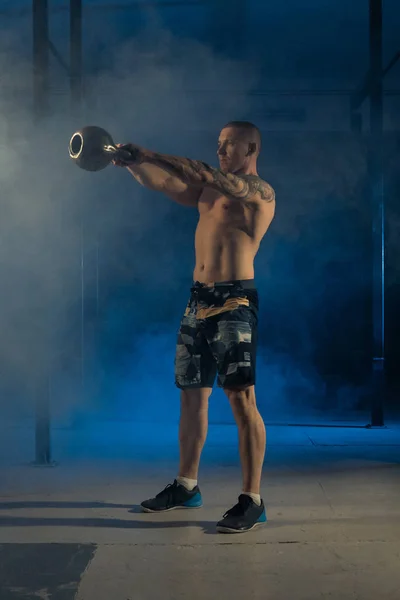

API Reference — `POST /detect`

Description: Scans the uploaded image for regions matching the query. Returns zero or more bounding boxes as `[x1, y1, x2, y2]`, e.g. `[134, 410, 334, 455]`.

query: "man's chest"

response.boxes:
[197, 190, 260, 238]
[198, 188, 257, 216]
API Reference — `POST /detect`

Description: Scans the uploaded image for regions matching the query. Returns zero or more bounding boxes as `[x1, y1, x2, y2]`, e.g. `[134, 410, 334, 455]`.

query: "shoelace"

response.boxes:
[222, 495, 253, 519]
[155, 481, 179, 503]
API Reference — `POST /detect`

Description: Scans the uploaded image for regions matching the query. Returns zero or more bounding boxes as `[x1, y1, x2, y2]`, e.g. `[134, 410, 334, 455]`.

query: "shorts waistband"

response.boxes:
[192, 279, 256, 290]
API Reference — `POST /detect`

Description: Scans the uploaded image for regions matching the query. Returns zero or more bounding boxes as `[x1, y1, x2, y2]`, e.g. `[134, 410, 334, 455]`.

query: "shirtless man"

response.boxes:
[113, 121, 275, 533]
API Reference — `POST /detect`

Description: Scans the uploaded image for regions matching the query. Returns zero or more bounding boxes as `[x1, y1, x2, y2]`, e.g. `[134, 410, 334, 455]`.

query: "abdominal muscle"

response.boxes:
[193, 215, 258, 284]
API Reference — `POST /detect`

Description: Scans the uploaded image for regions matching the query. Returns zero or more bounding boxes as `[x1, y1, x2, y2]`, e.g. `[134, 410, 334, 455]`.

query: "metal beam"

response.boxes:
[2, 1, 209, 17]
[382, 51, 400, 77]
[31, 0, 55, 467]
[48, 39, 70, 73]
[33, 375, 54, 466]
[70, 0, 83, 110]
[369, 0, 385, 427]
[351, 52, 400, 112]
[32, 0, 49, 119]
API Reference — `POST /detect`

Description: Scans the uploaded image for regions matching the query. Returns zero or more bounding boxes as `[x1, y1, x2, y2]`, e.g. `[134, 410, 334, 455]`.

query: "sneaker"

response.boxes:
[140, 479, 203, 513]
[216, 494, 267, 533]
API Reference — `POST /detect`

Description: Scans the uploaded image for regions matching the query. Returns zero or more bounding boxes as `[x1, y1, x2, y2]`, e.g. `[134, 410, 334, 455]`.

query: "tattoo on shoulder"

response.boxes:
[241, 177, 275, 202]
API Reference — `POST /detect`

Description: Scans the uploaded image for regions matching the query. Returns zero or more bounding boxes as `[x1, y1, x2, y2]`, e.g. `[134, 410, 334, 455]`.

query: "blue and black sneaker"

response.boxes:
[216, 494, 267, 533]
[140, 479, 203, 513]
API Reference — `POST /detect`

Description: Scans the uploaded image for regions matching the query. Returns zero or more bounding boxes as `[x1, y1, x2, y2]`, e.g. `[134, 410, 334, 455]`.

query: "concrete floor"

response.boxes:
[0, 421, 399, 600]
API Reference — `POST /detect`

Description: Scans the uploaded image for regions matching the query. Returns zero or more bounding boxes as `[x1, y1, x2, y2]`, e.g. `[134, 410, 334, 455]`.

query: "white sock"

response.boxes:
[176, 476, 198, 491]
[243, 491, 261, 506]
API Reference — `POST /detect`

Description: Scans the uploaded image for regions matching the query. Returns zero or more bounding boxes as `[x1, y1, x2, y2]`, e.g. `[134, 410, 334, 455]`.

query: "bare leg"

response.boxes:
[178, 388, 211, 480]
[224, 386, 266, 494]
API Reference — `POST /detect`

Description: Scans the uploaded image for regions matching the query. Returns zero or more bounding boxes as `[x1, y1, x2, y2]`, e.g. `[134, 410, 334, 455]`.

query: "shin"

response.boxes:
[178, 388, 211, 480]
[224, 386, 266, 495]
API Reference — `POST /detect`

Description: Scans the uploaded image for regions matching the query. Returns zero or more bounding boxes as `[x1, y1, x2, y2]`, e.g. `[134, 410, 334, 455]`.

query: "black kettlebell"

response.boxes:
[68, 125, 133, 172]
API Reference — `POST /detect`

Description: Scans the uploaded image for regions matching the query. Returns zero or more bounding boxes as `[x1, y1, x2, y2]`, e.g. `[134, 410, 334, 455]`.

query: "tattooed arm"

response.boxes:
[115, 144, 275, 202]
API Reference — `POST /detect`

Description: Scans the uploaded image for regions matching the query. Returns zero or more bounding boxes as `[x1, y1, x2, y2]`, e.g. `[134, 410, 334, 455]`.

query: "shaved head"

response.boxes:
[217, 121, 261, 174]
[222, 121, 261, 154]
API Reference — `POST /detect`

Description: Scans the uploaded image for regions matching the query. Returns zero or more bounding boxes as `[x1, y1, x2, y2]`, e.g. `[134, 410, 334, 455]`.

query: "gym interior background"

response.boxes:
[0, 0, 399, 455]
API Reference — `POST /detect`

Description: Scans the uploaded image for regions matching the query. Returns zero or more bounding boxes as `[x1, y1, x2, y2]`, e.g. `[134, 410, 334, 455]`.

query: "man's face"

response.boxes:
[217, 127, 251, 173]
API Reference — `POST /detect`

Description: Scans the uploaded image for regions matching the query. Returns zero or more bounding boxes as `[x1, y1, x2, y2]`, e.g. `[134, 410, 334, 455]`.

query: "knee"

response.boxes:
[224, 386, 257, 422]
[181, 388, 211, 414]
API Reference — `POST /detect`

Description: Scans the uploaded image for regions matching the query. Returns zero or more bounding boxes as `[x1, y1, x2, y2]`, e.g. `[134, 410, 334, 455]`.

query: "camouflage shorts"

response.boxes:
[174, 280, 258, 389]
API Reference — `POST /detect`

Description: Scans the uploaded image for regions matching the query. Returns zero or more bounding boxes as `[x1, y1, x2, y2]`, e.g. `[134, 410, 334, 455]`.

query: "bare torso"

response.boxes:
[193, 182, 275, 284]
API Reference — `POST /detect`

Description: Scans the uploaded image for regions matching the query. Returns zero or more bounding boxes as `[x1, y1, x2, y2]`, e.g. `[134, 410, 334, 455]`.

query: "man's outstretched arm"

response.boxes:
[113, 145, 201, 206]
[117, 144, 275, 202]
